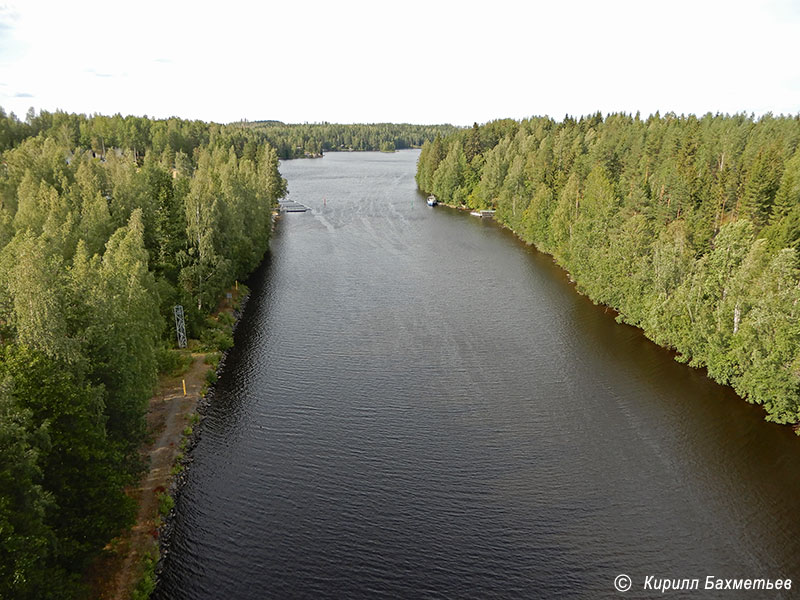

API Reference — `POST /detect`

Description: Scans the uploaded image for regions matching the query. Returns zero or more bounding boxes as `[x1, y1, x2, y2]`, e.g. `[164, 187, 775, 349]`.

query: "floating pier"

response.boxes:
[278, 200, 310, 213]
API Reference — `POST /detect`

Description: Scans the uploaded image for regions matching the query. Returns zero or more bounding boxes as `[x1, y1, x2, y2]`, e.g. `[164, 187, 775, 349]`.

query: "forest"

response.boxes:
[0, 109, 457, 161]
[416, 113, 800, 426]
[236, 121, 459, 158]
[0, 108, 290, 598]
[0, 107, 454, 599]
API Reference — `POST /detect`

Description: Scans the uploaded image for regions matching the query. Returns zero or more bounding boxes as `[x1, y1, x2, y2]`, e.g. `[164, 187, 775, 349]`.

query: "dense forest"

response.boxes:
[237, 121, 459, 158]
[0, 109, 290, 599]
[417, 113, 800, 426]
[0, 108, 456, 161]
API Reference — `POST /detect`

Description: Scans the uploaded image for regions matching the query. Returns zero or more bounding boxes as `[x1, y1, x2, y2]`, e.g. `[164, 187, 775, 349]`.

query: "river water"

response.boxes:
[154, 150, 800, 599]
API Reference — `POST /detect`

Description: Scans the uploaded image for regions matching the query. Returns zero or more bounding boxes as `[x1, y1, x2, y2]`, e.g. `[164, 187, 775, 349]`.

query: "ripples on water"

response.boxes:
[154, 151, 800, 599]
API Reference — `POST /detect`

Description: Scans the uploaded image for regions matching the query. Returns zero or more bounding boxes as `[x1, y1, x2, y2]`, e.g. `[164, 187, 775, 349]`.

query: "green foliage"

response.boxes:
[419, 112, 800, 424]
[0, 379, 55, 600]
[416, 136, 445, 193]
[0, 108, 291, 596]
[218, 311, 235, 327]
[199, 315, 234, 352]
[234, 121, 456, 158]
[0, 345, 135, 587]
[432, 141, 468, 205]
[157, 346, 193, 376]
[156, 492, 174, 517]
[204, 351, 222, 369]
[0, 108, 455, 162]
[131, 549, 159, 600]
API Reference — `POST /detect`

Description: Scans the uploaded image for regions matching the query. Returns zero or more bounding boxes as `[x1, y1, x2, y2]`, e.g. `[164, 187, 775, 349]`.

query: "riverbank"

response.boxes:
[87, 286, 247, 600]
[430, 196, 800, 432]
[86, 352, 209, 600]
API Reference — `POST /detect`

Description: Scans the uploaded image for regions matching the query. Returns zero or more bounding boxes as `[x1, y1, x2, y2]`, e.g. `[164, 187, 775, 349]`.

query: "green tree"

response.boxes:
[70, 211, 161, 457]
[0, 232, 79, 363]
[415, 135, 446, 193]
[0, 380, 55, 600]
[0, 345, 133, 580]
[732, 248, 800, 422]
[739, 146, 783, 227]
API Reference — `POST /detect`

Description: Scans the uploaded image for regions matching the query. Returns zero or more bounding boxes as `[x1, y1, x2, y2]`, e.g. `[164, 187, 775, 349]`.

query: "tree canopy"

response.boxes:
[0, 108, 288, 598]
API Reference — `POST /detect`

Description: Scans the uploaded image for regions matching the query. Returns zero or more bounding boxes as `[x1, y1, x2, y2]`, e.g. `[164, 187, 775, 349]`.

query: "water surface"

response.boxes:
[154, 150, 800, 599]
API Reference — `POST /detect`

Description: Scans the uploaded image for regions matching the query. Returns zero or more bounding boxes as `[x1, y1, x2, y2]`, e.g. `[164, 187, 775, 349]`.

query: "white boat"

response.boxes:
[427, 195, 437, 206]
[470, 210, 482, 217]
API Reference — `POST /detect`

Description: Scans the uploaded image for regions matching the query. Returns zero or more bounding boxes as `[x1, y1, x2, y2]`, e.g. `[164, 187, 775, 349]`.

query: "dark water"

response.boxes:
[154, 151, 800, 599]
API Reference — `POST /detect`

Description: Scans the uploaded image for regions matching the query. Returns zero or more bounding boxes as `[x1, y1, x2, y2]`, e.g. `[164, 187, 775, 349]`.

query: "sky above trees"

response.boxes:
[1, 0, 799, 125]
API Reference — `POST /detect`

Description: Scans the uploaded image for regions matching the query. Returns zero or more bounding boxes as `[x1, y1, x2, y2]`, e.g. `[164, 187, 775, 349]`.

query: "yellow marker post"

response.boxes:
[182, 379, 187, 397]
[235, 280, 238, 291]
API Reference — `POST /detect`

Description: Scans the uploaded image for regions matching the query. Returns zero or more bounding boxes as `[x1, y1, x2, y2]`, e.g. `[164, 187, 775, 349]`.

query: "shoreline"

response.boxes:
[429, 198, 795, 433]
[151, 286, 251, 588]
[87, 353, 211, 600]
[87, 286, 249, 600]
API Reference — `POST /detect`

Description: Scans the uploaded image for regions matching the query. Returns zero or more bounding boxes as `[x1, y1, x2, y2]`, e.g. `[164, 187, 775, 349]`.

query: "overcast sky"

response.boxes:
[1, 0, 799, 126]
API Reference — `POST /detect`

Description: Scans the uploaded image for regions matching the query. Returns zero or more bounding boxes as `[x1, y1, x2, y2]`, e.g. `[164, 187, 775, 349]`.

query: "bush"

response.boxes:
[131, 550, 159, 600]
[156, 346, 192, 376]
[157, 492, 174, 516]
[199, 318, 234, 352]
[204, 351, 221, 369]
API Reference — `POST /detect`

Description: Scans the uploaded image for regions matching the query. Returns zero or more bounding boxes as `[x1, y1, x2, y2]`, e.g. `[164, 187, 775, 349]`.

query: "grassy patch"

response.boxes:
[204, 351, 221, 369]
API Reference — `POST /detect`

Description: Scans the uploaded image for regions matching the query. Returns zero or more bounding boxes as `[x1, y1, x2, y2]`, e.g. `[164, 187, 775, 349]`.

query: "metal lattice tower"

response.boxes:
[174, 305, 187, 349]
